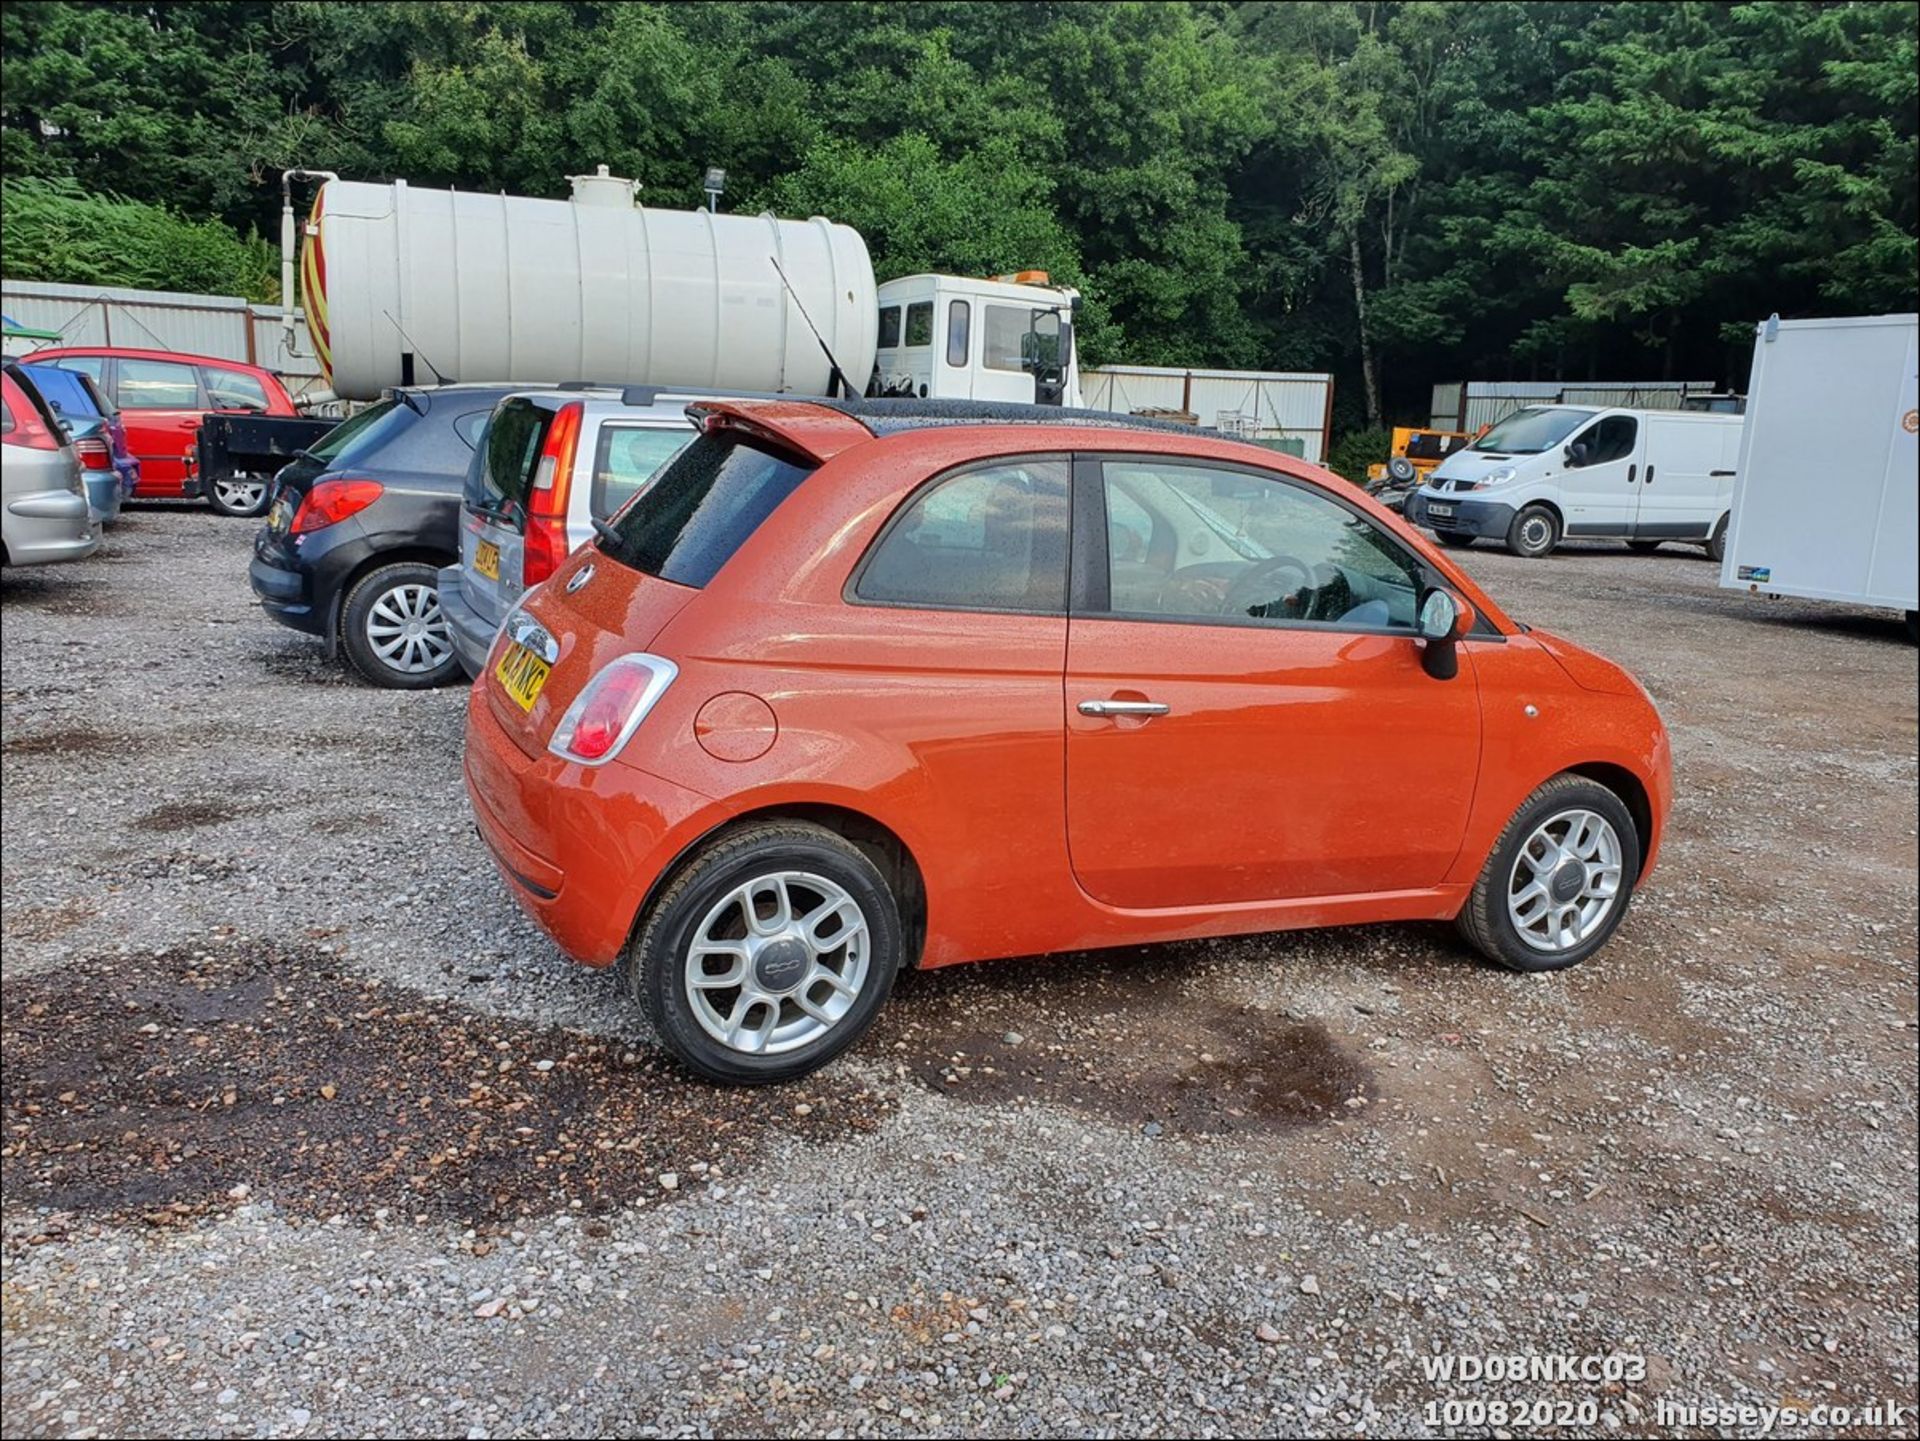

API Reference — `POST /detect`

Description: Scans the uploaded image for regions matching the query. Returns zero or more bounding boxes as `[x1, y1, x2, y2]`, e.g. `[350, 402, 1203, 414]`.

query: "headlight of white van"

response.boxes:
[1481, 466, 1518, 487]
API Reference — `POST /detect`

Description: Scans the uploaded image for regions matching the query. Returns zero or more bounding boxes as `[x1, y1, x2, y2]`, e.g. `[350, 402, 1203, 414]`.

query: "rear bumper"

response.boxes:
[438, 564, 497, 679]
[1405, 491, 1515, 538]
[462, 680, 716, 966]
[83, 472, 124, 523]
[4, 488, 99, 565]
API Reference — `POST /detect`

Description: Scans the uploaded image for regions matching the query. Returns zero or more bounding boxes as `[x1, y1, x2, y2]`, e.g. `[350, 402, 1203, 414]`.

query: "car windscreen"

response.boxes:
[466, 397, 553, 517]
[1470, 407, 1588, 454]
[595, 432, 813, 588]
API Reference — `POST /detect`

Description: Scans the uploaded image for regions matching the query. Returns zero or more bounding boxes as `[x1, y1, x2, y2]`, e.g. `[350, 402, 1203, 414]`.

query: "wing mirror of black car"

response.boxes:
[1418, 587, 1476, 679]
[1564, 439, 1590, 467]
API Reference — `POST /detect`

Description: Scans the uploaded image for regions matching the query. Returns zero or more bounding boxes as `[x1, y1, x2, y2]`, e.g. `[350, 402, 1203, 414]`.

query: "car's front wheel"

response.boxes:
[207, 471, 272, 518]
[340, 561, 463, 689]
[1456, 774, 1641, 973]
[1505, 504, 1560, 559]
[630, 821, 903, 1084]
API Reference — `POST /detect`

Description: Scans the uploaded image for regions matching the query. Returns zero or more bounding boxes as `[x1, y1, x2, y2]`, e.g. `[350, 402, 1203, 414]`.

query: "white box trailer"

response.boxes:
[1720, 313, 1919, 641]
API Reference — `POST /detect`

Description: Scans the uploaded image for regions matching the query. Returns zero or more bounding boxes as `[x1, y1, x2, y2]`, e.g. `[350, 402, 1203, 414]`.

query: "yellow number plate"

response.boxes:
[474, 539, 501, 580]
[495, 642, 551, 711]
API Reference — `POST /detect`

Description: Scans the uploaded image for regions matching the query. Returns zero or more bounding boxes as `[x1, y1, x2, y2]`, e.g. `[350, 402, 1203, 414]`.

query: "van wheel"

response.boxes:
[1705, 514, 1729, 563]
[1433, 531, 1475, 549]
[207, 471, 272, 518]
[628, 821, 903, 1085]
[340, 561, 463, 689]
[1456, 774, 1641, 973]
[1506, 505, 1560, 559]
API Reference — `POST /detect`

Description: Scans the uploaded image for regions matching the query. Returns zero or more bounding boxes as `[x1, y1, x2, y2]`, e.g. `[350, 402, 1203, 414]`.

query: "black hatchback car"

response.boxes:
[249, 384, 523, 688]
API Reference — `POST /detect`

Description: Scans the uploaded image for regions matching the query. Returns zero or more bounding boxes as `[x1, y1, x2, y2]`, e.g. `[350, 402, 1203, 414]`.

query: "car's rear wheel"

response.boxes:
[1705, 513, 1729, 563]
[207, 471, 272, 518]
[1433, 530, 1475, 548]
[1456, 774, 1641, 973]
[340, 561, 462, 689]
[629, 821, 902, 1084]
[1505, 504, 1560, 558]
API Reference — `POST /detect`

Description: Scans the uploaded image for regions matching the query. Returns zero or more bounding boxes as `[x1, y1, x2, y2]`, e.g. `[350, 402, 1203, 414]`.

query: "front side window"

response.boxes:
[589, 423, 694, 520]
[876, 305, 902, 349]
[203, 366, 271, 411]
[945, 300, 971, 367]
[599, 432, 813, 588]
[115, 359, 200, 409]
[856, 459, 1069, 613]
[983, 305, 1030, 372]
[1100, 461, 1423, 630]
[904, 302, 934, 348]
[1573, 414, 1637, 465]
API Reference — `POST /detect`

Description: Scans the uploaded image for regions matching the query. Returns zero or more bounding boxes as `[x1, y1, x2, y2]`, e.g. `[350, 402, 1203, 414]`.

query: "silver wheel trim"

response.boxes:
[364, 582, 454, 673]
[1507, 808, 1624, 954]
[1520, 515, 1553, 550]
[214, 474, 267, 511]
[685, 870, 870, 1056]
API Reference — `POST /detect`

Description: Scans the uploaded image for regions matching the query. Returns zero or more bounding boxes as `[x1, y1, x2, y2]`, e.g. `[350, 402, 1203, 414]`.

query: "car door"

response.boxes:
[110, 357, 207, 494]
[1064, 455, 1482, 908]
[1555, 413, 1641, 537]
[1632, 415, 1738, 540]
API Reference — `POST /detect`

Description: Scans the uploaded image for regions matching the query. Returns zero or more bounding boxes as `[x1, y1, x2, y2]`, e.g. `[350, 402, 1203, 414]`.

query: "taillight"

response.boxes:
[292, 477, 384, 533]
[76, 436, 113, 470]
[548, 653, 678, 765]
[523, 403, 583, 586]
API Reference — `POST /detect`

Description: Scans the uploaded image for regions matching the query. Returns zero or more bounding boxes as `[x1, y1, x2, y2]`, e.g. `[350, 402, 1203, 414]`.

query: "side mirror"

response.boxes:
[1417, 588, 1476, 679]
[1564, 440, 1589, 467]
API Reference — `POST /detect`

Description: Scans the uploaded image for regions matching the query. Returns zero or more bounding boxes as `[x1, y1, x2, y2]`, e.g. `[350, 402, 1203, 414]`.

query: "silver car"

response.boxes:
[439, 385, 703, 677]
[3, 363, 99, 567]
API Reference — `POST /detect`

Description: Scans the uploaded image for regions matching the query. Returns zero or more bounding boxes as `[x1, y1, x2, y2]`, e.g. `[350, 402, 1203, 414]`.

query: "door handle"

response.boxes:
[1645, 465, 1656, 485]
[1627, 464, 1637, 482]
[1710, 469, 1735, 477]
[1078, 699, 1170, 718]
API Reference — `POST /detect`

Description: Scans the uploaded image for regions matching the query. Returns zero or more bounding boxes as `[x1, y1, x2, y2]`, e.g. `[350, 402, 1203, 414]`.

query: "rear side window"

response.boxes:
[470, 398, 553, 513]
[904, 302, 934, 347]
[598, 432, 813, 588]
[855, 459, 1070, 614]
[116, 359, 200, 408]
[589, 423, 694, 521]
[202, 366, 271, 411]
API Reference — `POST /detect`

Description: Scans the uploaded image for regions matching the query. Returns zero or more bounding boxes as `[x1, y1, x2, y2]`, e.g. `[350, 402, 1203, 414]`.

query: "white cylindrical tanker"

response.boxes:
[300, 169, 877, 401]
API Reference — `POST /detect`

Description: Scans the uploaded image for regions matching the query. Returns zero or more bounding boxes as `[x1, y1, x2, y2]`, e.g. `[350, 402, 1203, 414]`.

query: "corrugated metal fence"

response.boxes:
[1, 278, 336, 411]
[1430, 379, 1718, 433]
[1082, 365, 1333, 463]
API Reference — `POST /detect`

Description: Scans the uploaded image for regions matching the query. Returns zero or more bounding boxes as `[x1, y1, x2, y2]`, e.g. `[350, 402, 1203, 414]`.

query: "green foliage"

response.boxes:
[0, 177, 278, 301]
[1, 1, 1913, 410]
[1326, 426, 1393, 486]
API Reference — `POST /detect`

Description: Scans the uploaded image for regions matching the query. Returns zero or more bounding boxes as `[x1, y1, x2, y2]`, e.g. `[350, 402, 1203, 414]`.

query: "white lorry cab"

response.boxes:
[1404, 404, 1744, 559]
[870, 272, 1082, 408]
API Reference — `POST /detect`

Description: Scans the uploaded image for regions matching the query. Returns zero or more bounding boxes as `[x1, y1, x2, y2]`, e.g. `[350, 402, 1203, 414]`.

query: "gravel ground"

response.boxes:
[3, 506, 1915, 1439]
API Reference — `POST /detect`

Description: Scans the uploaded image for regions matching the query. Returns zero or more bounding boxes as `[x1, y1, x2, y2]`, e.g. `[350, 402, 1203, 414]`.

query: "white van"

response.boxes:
[1404, 405, 1745, 558]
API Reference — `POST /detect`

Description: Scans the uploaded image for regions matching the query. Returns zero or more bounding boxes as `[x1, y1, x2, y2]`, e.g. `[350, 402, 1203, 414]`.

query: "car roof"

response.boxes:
[502, 383, 797, 423]
[30, 344, 278, 375]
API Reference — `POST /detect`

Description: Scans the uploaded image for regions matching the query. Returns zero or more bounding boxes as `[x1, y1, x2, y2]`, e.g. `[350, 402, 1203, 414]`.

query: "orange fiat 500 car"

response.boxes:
[464, 399, 1671, 1083]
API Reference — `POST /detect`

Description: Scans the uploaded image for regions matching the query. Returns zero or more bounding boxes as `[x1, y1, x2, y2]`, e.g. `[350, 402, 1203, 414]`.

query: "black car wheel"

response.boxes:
[207, 471, 272, 518]
[340, 561, 463, 689]
[1455, 774, 1642, 974]
[1506, 504, 1561, 559]
[628, 821, 904, 1085]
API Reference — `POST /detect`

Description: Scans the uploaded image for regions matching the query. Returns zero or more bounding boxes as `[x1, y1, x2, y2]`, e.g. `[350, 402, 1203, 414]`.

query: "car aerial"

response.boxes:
[2, 363, 100, 566]
[20, 362, 139, 521]
[439, 385, 708, 677]
[249, 383, 525, 688]
[25, 346, 300, 516]
[462, 397, 1673, 1085]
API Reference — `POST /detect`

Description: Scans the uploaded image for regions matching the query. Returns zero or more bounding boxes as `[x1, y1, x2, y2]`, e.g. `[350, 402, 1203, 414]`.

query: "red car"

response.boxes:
[26, 347, 300, 515]
[465, 399, 1672, 1084]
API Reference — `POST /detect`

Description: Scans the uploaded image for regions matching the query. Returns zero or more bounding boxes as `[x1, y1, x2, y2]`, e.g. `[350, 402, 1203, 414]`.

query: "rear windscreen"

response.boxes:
[467, 397, 553, 516]
[598, 432, 813, 588]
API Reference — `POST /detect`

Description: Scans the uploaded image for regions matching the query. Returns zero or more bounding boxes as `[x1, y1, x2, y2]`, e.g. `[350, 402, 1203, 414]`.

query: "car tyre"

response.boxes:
[207, 470, 273, 518]
[1505, 504, 1560, 559]
[340, 561, 464, 689]
[628, 821, 903, 1085]
[1433, 530, 1475, 548]
[1705, 513, 1729, 563]
[1456, 774, 1642, 974]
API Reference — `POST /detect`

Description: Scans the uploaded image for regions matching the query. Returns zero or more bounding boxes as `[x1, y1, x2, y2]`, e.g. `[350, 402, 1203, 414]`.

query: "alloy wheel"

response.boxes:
[212, 474, 268, 514]
[1506, 807, 1624, 954]
[364, 582, 454, 675]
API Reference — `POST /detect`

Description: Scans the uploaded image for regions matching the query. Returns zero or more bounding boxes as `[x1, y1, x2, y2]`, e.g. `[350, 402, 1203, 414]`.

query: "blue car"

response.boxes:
[20, 361, 140, 520]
